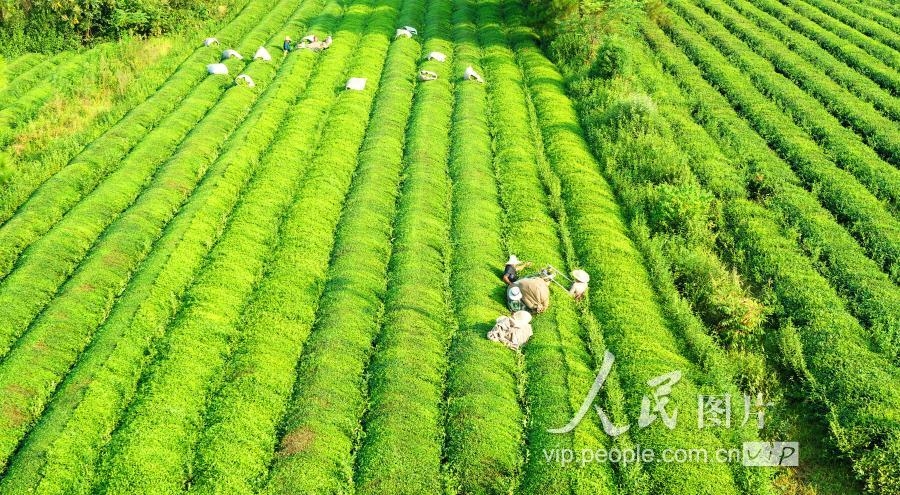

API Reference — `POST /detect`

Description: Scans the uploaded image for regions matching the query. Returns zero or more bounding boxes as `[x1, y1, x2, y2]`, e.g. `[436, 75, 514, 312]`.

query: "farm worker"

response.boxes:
[569, 269, 590, 301]
[507, 286, 525, 312]
[283, 36, 293, 54]
[502, 254, 531, 286]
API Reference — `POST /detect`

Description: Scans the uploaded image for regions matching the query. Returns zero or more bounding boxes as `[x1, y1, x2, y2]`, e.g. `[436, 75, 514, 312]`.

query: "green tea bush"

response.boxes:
[646, 183, 714, 244]
[801, 0, 900, 52]
[668, 244, 764, 347]
[589, 34, 631, 79]
[0, 0, 271, 283]
[750, 0, 900, 95]
[777, 0, 900, 76]
[0, 0, 310, 478]
[718, 0, 900, 120]
[443, 1, 522, 491]
[658, 11, 900, 281]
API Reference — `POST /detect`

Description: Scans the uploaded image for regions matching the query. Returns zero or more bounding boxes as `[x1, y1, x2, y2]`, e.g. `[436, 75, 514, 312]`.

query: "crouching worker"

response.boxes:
[507, 285, 525, 312]
[502, 254, 531, 286]
[569, 269, 590, 301]
[487, 311, 533, 350]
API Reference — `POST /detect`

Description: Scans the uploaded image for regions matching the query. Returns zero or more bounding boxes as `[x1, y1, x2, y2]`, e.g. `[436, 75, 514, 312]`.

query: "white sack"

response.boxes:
[487, 315, 533, 350]
[254, 46, 272, 61]
[207, 63, 229, 75]
[346, 77, 367, 90]
[235, 74, 255, 87]
[464, 66, 484, 83]
[427, 51, 446, 62]
[222, 49, 243, 60]
[203, 37, 219, 47]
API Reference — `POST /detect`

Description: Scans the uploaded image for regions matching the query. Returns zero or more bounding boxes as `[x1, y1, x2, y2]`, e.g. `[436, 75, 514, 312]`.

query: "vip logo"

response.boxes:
[742, 442, 799, 467]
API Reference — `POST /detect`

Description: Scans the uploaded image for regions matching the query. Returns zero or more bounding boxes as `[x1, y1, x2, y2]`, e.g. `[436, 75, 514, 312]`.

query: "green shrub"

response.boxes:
[589, 35, 631, 79]
[667, 243, 764, 347]
[657, 9, 900, 282]
[642, 18, 900, 359]
[0, 0, 271, 283]
[0, 0, 231, 56]
[480, 2, 619, 490]
[733, 350, 767, 392]
[674, 0, 900, 187]
[600, 91, 656, 128]
[548, 30, 593, 73]
[514, 22, 752, 493]
[0, 153, 11, 187]
[801, 0, 900, 52]
[646, 183, 713, 244]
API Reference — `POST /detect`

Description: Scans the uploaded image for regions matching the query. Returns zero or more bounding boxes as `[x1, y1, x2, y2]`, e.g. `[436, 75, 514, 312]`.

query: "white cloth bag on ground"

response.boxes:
[427, 51, 446, 62]
[487, 313, 533, 350]
[510, 311, 533, 348]
[254, 46, 272, 61]
[222, 49, 243, 60]
[207, 63, 229, 75]
[403, 25, 418, 35]
[464, 66, 484, 83]
[305, 36, 332, 51]
[235, 74, 255, 87]
[346, 77, 367, 90]
[203, 37, 219, 46]
[395, 28, 413, 39]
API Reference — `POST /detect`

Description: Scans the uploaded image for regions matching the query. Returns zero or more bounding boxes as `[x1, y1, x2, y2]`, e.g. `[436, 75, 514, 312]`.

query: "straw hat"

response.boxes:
[508, 286, 522, 301]
[285, 36, 292, 41]
[512, 311, 532, 324]
[571, 270, 590, 283]
[506, 254, 519, 266]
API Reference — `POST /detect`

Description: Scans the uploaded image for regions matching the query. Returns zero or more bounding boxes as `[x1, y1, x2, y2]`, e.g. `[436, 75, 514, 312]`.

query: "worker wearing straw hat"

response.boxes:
[502, 254, 531, 286]
[569, 269, 590, 301]
[283, 36, 292, 54]
[507, 286, 525, 312]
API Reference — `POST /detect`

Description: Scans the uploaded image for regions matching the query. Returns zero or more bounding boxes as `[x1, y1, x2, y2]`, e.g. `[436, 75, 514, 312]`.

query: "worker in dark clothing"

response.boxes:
[502, 255, 531, 286]
[283, 36, 293, 54]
